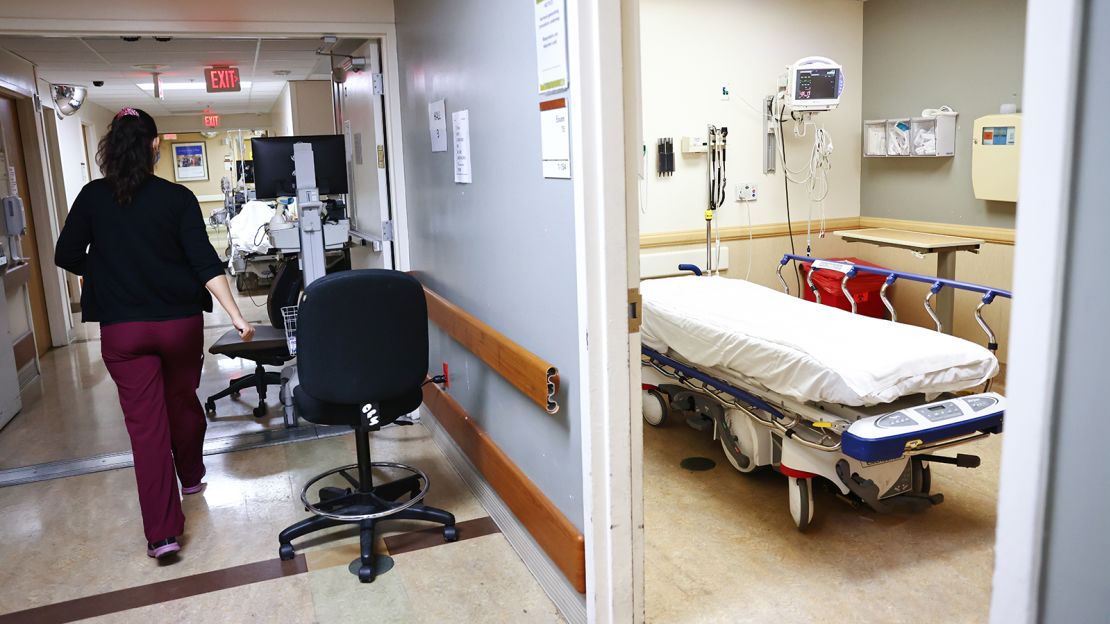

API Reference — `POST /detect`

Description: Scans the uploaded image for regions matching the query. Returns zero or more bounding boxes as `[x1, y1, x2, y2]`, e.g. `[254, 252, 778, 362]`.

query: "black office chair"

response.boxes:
[205, 262, 302, 418]
[277, 269, 457, 583]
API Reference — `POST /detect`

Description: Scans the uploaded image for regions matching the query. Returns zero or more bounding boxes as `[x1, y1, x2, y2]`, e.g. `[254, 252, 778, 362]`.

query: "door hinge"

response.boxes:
[376, 145, 386, 169]
[32, 93, 42, 112]
[382, 220, 394, 242]
[372, 73, 384, 96]
[628, 287, 642, 333]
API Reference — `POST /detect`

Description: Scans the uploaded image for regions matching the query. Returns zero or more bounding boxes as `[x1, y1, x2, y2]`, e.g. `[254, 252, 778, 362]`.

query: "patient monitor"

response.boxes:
[786, 56, 844, 112]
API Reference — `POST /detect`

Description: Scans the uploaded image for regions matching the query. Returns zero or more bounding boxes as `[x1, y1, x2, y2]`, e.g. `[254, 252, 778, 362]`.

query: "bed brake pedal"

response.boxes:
[916, 453, 981, 468]
[835, 460, 942, 514]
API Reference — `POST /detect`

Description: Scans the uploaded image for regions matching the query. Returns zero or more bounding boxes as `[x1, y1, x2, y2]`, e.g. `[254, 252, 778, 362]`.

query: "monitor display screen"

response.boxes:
[252, 135, 349, 199]
[236, 159, 254, 184]
[795, 68, 840, 101]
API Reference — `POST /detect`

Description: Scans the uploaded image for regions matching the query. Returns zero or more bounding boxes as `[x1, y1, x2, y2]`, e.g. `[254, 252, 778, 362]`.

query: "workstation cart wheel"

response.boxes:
[642, 388, 670, 427]
[788, 477, 815, 532]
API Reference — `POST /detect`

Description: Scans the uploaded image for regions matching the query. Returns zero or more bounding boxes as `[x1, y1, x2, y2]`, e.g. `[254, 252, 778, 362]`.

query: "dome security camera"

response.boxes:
[92, 80, 105, 87]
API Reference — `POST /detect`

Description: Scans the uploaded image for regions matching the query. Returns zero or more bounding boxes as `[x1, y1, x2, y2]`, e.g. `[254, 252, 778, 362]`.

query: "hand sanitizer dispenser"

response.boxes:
[972, 113, 1022, 202]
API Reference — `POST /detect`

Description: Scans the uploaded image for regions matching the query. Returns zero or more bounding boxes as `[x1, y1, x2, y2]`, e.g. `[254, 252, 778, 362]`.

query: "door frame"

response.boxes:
[989, 0, 1085, 621]
[0, 84, 73, 350]
[567, 0, 641, 621]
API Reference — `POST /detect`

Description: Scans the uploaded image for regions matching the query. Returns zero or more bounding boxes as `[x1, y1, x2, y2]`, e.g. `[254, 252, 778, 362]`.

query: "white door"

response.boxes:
[337, 40, 394, 270]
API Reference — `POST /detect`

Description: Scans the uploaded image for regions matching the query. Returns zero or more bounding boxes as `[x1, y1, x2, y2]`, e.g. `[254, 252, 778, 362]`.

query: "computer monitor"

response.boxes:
[236, 159, 254, 184]
[252, 135, 348, 199]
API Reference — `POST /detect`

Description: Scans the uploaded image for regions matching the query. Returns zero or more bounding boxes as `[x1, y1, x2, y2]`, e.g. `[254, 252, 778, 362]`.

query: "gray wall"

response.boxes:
[395, 0, 584, 529]
[1039, 0, 1110, 619]
[861, 0, 1026, 228]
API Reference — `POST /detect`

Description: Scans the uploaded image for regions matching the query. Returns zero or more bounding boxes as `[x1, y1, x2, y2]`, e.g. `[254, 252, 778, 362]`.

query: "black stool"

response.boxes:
[276, 270, 456, 583]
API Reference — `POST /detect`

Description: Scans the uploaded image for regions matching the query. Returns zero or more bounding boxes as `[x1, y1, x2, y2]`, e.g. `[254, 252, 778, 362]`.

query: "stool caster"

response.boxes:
[443, 526, 459, 542]
[204, 401, 216, 418]
[253, 405, 268, 418]
[278, 543, 295, 561]
[231, 391, 241, 399]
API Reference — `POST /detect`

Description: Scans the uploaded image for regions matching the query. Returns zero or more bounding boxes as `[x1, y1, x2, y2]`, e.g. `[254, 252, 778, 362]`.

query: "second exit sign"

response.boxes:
[204, 66, 241, 93]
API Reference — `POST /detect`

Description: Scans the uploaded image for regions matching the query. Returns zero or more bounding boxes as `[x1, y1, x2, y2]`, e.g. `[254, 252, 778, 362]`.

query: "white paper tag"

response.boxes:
[428, 100, 447, 153]
[812, 259, 854, 274]
[452, 110, 472, 184]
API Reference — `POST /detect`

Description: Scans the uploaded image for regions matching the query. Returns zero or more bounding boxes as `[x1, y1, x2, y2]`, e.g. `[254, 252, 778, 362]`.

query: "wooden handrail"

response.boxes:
[423, 383, 585, 592]
[420, 283, 560, 414]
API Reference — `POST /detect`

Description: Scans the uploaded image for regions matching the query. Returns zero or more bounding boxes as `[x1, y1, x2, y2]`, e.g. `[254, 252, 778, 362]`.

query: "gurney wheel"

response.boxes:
[912, 459, 932, 494]
[642, 389, 669, 427]
[788, 477, 815, 532]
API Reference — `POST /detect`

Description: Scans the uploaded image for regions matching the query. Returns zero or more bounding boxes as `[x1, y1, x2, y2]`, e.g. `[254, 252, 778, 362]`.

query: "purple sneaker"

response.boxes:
[181, 482, 206, 495]
[147, 537, 181, 559]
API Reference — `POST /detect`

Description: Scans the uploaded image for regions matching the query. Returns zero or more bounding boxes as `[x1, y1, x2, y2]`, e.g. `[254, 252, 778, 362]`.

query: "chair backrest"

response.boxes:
[295, 269, 429, 406]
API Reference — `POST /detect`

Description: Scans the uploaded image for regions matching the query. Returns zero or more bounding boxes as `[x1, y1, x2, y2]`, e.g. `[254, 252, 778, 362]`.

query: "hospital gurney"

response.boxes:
[640, 255, 1011, 530]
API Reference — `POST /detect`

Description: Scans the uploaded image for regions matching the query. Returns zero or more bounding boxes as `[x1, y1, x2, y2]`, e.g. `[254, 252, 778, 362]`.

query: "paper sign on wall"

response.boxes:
[452, 109, 472, 184]
[540, 98, 570, 179]
[429, 100, 448, 152]
[534, 0, 569, 94]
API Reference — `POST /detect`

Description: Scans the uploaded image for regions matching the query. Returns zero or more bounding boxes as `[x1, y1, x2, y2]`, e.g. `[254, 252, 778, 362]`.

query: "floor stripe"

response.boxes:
[384, 515, 500, 555]
[0, 424, 350, 488]
[0, 516, 500, 623]
[0, 556, 308, 624]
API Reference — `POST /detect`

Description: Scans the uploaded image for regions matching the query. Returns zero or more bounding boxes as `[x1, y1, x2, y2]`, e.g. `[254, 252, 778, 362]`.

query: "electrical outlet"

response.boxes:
[736, 183, 758, 202]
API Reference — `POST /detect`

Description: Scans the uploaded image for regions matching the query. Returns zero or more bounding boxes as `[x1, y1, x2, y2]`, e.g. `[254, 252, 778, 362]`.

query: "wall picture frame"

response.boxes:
[171, 141, 209, 182]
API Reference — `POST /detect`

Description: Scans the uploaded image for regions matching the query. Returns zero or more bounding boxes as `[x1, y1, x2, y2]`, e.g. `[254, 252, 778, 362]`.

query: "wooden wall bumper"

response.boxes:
[421, 285, 560, 414]
[422, 383, 586, 593]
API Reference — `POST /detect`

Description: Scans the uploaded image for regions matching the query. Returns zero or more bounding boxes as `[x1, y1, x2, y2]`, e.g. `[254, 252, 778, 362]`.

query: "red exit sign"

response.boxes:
[203, 114, 220, 128]
[204, 66, 241, 93]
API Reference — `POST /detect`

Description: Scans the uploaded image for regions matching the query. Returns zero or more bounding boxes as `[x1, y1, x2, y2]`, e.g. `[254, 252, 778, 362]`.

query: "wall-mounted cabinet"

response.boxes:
[864, 112, 957, 158]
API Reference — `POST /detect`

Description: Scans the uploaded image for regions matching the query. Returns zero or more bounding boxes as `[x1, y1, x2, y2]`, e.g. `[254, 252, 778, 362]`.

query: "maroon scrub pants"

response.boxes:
[101, 315, 207, 543]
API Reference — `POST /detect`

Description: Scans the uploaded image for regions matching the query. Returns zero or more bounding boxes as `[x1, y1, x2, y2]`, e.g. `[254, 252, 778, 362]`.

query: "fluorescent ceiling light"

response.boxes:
[137, 81, 252, 91]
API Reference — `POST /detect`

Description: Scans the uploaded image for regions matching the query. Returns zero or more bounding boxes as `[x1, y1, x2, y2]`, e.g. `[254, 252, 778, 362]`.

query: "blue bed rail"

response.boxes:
[775, 254, 1009, 357]
[778, 254, 1012, 302]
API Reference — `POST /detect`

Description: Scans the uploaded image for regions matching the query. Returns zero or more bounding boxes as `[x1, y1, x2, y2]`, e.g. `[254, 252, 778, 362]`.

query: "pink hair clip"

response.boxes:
[115, 107, 139, 119]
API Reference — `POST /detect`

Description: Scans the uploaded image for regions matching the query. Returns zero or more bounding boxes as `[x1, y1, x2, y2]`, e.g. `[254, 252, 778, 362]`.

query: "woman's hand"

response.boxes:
[206, 275, 256, 342]
[233, 316, 255, 342]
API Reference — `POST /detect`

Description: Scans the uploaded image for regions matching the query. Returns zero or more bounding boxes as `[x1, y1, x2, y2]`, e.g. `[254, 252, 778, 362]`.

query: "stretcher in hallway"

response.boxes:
[640, 257, 1010, 530]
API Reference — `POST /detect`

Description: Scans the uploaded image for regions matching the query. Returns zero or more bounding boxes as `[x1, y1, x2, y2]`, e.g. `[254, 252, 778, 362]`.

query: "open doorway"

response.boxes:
[0, 33, 401, 477]
[631, 0, 1024, 620]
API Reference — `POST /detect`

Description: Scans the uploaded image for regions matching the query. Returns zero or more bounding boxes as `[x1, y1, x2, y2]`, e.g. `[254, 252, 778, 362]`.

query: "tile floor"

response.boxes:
[0, 428, 563, 623]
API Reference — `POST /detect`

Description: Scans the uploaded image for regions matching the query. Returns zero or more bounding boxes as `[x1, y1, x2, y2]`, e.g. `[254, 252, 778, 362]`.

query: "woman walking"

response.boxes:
[55, 107, 255, 559]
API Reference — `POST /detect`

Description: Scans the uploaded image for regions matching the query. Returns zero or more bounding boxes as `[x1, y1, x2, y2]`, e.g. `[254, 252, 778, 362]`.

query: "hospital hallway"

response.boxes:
[0, 283, 566, 623]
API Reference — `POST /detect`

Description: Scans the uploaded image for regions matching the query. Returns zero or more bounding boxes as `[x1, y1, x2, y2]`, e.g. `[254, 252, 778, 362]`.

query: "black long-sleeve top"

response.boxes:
[54, 176, 227, 324]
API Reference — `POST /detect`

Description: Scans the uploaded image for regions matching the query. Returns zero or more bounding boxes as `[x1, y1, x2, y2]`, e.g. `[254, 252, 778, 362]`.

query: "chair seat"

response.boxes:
[209, 325, 291, 363]
[293, 385, 423, 427]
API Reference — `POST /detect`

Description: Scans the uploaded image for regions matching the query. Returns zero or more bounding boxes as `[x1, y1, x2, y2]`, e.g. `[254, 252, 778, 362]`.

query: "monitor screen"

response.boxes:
[795, 68, 840, 101]
[236, 159, 254, 184]
[252, 135, 348, 199]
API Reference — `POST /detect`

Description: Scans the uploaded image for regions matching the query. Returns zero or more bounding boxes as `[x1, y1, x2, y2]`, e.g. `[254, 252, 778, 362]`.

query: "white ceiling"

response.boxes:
[0, 36, 337, 116]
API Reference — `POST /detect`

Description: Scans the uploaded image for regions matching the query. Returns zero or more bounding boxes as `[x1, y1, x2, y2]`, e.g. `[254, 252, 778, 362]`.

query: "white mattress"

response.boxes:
[641, 276, 999, 406]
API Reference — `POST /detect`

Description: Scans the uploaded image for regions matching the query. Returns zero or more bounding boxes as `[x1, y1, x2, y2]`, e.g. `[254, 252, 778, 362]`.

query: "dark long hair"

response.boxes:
[96, 108, 158, 205]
